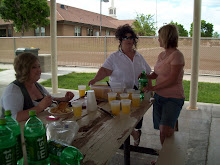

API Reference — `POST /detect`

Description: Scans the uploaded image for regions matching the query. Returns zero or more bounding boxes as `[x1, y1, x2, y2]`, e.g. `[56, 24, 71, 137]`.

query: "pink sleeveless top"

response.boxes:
[154, 50, 185, 99]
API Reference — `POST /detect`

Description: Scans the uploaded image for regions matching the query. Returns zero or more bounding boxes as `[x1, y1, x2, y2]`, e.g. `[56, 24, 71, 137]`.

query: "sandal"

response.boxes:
[134, 130, 142, 146]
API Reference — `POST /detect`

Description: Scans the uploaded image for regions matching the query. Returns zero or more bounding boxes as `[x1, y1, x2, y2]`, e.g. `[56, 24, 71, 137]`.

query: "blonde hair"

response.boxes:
[158, 24, 178, 49]
[14, 53, 39, 83]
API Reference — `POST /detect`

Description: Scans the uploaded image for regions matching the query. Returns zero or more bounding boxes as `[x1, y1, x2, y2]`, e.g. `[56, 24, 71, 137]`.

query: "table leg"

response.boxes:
[124, 135, 130, 165]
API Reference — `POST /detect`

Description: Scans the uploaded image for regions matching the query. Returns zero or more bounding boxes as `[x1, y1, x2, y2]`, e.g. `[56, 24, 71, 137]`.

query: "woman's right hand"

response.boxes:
[38, 96, 52, 111]
[88, 79, 96, 86]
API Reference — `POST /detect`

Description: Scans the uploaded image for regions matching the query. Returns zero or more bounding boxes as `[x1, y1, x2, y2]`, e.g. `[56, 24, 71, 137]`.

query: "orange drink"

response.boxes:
[120, 93, 129, 100]
[72, 101, 82, 117]
[110, 100, 121, 115]
[132, 94, 140, 107]
[121, 99, 131, 114]
[78, 85, 86, 97]
[126, 89, 135, 100]
[107, 92, 117, 104]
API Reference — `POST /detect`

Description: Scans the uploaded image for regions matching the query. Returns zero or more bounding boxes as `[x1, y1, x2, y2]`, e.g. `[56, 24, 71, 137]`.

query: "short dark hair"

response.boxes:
[14, 53, 39, 83]
[115, 24, 138, 50]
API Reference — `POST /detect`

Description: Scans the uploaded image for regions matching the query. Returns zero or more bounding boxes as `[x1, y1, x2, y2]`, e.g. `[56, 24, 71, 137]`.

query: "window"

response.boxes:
[8, 29, 12, 37]
[75, 26, 81, 36]
[87, 28, 90, 36]
[0, 29, 6, 37]
[109, 9, 113, 14]
[41, 27, 45, 36]
[35, 27, 45, 36]
[95, 31, 99, 36]
[87, 28, 94, 36]
[106, 30, 110, 36]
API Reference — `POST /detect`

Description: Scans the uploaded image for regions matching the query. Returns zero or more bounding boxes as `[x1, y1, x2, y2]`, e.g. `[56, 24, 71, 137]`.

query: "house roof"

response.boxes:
[0, 19, 12, 25]
[0, 2, 135, 29]
[54, 2, 135, 29]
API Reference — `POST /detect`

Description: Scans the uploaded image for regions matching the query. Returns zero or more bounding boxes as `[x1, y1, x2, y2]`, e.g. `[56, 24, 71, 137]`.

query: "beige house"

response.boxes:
[0, 2, 135, 37]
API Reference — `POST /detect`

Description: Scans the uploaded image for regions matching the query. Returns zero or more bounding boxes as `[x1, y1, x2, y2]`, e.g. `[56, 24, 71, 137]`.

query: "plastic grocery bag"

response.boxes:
[46, 120, 79, 145]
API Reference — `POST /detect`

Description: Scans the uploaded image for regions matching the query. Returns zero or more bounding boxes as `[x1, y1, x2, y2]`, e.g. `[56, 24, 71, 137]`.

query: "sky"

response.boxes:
[55, 0, 220, 35]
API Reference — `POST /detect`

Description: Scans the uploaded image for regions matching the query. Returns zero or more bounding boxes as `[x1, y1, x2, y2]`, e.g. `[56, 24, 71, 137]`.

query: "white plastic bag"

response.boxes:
[46, 120, 79, 145]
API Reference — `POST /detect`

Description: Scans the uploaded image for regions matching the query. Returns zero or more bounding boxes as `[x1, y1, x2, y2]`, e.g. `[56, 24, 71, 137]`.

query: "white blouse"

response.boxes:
[102, 50, 151, 89]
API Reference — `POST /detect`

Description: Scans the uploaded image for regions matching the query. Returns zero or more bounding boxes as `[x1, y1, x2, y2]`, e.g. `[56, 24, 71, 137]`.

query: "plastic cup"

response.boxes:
[72, 101, 82, 117]
[120, 93, 129, 100]
[132, 93, 140, 107]
[78, 85, 86, 97]
[121, 99, 131, 114]
[107, 92, 117, 104]
[110, 100, 121, 115]
[126, 89, 135, 100]
[134, 90, 141, 94]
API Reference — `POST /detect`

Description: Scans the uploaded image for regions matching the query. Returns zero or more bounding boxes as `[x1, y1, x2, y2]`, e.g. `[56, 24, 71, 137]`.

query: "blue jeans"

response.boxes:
[153, 93, 184, 130]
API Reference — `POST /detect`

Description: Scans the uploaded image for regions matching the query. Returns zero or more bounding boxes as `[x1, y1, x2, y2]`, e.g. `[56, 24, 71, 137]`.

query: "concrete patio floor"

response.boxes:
[0, 63, 220, 165]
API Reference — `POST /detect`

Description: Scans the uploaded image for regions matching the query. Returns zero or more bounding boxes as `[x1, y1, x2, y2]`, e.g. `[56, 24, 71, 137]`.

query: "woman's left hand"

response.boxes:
[65, 91, 74, 101]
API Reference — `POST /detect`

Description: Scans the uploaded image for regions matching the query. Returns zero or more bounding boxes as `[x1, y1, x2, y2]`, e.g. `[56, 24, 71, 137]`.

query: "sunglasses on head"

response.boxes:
[122, 36, 135, 40]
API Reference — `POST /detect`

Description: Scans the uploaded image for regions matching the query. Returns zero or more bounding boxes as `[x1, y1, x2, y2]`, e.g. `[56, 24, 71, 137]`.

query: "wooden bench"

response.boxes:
[156, 131, 189, 165]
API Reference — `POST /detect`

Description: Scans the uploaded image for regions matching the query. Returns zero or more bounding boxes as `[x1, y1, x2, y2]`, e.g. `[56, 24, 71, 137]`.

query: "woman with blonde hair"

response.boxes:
[143, 24, 185, 164]
[1, 53, 74, 121]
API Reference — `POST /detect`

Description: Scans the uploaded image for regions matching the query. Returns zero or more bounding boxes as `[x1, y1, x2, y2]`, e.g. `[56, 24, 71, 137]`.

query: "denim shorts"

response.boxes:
[153, 93, 185, 130]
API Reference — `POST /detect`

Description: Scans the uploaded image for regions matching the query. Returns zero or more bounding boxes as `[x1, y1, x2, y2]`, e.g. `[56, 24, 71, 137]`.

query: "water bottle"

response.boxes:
[138, 71, 148, 100]
[23, 110, 49, 165]
[48, 140, 83, 165]
[0, 118, 17, 165]
[5, 110, 23, 165]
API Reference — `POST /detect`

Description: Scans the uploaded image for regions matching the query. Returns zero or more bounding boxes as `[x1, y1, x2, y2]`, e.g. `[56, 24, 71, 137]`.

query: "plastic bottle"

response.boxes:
[0, 118, 17, 165]
[23, 110, 49, 165]
[48, 140, 83, 165]
[138, 71, 148, 100]
[5, 110, 23, 165]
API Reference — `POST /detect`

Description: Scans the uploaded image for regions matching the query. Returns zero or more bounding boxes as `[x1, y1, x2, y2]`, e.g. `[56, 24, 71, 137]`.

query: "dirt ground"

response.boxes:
[0, 37, 219, 75]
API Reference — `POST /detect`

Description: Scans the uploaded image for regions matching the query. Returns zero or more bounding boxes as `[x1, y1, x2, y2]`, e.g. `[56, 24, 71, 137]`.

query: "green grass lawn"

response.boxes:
[40, 72, 220, 104]
[0, 69, 7, 72]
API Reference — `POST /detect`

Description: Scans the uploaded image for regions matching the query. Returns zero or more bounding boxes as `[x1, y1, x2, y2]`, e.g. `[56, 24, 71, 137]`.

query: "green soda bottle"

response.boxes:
[23, 110, 49, 165]
[48, 140, 83, 165]
[0, 118, 17, 165]
[138, 71, 148, 100]
[5, 110, 23, 165]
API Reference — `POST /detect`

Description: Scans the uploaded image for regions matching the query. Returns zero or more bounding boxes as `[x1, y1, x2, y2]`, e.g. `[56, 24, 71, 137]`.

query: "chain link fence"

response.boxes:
[0, 36, 220, 75]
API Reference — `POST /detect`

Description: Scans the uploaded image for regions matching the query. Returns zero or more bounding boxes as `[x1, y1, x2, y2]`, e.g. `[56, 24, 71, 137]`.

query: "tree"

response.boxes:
[0, 0, 50, 36]
[213, 32, 219, 38]
[189, 20, 214, 37]
[170, 21, 188, 37]
[132, 13, 156, 36]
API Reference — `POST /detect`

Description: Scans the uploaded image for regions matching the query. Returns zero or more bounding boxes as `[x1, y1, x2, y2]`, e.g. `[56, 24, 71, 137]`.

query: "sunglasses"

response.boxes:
[122, 36, 135, 40]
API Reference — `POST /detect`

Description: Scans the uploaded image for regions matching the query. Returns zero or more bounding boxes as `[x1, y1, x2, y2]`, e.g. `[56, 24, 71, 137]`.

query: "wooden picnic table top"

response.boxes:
[19, 98, 153, 165]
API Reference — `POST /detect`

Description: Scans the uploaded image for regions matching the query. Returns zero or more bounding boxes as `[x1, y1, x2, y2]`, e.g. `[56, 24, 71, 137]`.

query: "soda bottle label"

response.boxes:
[16, 134, 23, 160]
[0, 145, 16, 165]
[25, 134, 48, 161]
[48, 140, 67, 164]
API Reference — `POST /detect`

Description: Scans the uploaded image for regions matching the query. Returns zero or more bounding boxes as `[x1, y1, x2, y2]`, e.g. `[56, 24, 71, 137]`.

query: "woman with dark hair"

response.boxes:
[143, 24, 185, 165]
[1, 53, 74, 122]
[89, 24, 151, 146]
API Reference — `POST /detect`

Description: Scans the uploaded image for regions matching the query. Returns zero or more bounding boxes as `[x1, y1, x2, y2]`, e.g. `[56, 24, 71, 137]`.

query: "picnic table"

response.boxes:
[19, 97, 156, 165]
